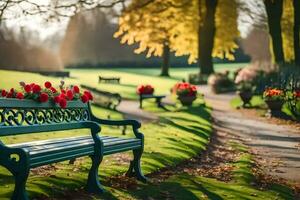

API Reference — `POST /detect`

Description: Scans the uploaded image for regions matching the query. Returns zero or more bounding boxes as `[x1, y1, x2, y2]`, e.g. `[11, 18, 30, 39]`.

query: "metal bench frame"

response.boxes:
[139, 94, 166, 109]
[0, 98, 146, 200]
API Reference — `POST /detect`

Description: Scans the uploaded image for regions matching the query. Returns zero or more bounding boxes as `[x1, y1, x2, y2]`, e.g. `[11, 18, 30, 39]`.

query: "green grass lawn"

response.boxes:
[0, 67, 296, 199]
[111, 143, 294, 200]
[0, 64, 246, 100]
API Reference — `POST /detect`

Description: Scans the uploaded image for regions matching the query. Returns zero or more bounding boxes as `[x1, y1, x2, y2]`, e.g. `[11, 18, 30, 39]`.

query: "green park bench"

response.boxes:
[0, 98, 146, 200]
[139, 94, 166, 109]
[81, 84, 122, 110]
[98, 76, 120, 84]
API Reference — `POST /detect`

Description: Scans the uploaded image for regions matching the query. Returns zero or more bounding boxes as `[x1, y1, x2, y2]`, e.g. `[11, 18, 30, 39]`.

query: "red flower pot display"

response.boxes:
[263, 88, 285, 117]
[173, 82, 197, 106]
[137, 85, 154, 95]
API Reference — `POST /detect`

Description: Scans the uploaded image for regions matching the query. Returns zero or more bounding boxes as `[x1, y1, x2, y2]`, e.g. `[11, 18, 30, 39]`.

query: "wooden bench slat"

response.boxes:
[8, 136, 116, 150]
[29, 138, 140, 157]
[31, 147, 95, 168]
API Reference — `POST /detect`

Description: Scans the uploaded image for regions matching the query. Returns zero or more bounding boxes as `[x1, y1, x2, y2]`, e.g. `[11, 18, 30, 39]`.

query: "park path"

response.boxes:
[201, 85, 300, 183]
[117, 96, 175, 122]
[117, 100, 158, 122]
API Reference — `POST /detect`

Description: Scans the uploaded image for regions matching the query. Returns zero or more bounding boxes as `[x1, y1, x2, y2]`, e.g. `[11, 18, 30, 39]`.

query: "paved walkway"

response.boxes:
[117, 96, 175, 122]
[201, 85, 300, 183]
[117, 100, 158, 122]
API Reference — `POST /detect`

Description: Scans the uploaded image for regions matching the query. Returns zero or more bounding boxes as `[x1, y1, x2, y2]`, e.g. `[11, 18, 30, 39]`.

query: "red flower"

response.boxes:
[137, 85, 154, 95]
[81, 94, 89, 103]
[54, 96, 61, 104]
[66, 90, 74, 100]
[6, 92, 13, 98]
[73, 86, 80, 93]
[173, 82, 197, 97]
[16, 92, 24, 99]
[1, 89, 7, 97]
[39, 93, 49, 102]
[294, 90, 300, 98]
[32, 84, 41, 93]
[59, 98, 67, 109]
[10, 88, 15, 93]
[24, 84, 31, 93]
[59, 93, 66, 100]
[44, 81, 52, 89]
[84, 91, 93, 100]
[50, 87, 57, 93]
[61, 89, 66, 94]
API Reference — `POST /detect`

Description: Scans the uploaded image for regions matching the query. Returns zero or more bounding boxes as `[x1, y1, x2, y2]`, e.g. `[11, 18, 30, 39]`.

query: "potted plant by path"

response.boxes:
[207, 71, 235, 94]
[137, 84, 154, 95]
[0, 81, 93, 108]
[263, 88, 285, 117]
[286, 89, 300, 121]
[234, 67, 258, 108]
[173, 82, 197, 106]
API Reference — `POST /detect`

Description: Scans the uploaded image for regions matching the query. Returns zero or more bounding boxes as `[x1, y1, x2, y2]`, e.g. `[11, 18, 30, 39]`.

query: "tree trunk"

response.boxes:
[161, 44, 170, 77]
[294, 0, 300, 66]
[264, 0, 285, 64]
[198, 0, 218, 75]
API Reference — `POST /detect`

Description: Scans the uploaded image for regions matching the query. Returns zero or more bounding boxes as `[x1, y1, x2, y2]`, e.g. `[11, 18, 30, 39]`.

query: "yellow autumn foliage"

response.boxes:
[281, 0, 294, 62]
[115, 0, 239, 63]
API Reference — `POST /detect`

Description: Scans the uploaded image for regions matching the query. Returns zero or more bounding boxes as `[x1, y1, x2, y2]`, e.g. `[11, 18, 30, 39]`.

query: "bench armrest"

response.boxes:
[88, 103, 143, 139]
[91, 117, 140, 128]
[91, 116, 143, 138]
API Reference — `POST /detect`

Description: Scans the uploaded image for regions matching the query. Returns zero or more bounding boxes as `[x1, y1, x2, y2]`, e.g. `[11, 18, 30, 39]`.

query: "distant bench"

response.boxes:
[39, 71, 70, 78]
[139, 94, 166, 109]
[98, 76, 120, 84]
[0, 98, 146, 200]
[81, 84, 122, 110]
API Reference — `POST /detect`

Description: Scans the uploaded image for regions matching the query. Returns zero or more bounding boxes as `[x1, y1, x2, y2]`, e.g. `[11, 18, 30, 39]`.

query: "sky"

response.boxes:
[1, 0, 266, 50]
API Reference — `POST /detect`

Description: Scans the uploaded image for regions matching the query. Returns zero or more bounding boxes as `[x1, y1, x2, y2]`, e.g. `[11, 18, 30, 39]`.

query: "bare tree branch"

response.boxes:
[0, 0, 128, 22]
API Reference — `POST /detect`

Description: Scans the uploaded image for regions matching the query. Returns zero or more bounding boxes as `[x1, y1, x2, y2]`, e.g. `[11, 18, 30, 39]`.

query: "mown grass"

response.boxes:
[107, 142, 294, 200]
[0, 64, 246, 100]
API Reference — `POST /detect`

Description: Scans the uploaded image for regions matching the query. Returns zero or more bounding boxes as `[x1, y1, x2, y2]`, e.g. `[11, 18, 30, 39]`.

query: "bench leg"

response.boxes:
[12, 170, 30, 200]
[86, 155, 104, 194]
[156, 98, 162, 108]
[126, 149, 147, 182]
[139, 98, 143, 109]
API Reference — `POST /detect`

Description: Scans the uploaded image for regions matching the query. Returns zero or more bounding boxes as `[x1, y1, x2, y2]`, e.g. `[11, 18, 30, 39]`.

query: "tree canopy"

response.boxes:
[115, 0, 239, 64]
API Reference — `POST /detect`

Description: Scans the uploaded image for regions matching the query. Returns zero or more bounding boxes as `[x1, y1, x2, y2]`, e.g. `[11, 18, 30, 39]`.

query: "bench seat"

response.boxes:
[8, 136, 142, 168]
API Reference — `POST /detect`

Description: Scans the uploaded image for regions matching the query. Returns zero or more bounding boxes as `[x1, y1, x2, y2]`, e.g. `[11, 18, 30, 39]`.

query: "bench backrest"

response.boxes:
[0, 98, 92, 137]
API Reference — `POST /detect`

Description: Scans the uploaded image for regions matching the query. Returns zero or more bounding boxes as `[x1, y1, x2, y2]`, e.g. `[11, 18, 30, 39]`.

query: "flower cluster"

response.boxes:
[137, 84, 154, 95]
[0, 81, 93, 109]
[173, 82, 197, 97]
[294, 90, 300, 99]
[234, 67, 258, 84]
[263, 88, 285, 101]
